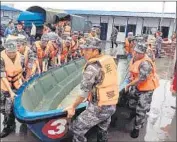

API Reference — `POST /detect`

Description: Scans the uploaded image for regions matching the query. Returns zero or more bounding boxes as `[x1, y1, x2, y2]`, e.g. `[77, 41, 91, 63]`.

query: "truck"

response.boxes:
[17, 6, 92, 39]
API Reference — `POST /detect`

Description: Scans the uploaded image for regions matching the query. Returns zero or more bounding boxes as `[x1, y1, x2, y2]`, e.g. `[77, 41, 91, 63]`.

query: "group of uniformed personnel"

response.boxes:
[0, 20, 163, 142]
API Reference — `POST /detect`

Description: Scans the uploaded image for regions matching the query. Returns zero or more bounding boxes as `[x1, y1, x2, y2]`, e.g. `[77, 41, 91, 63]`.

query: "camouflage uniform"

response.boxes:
[0, 41, 25, 136]
[127, 60, 153, 129]
[12, 29, 28, 39]
[71, 38, 116, 142]
[155, 36, 163, 58]
[110, 26, 118, 48]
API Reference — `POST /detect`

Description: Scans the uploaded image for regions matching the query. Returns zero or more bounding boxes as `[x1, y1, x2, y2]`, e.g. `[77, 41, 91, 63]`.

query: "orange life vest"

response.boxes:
[125, 38, 134, 55]
[63, 25, 71, 36]
[71, 40, 79, 57]
[88, 33, 97, 38]
[61, 41, 70, 61]
[146, 46, 155, 62]
[47, 41, 58, 59]
[84, 55, 119, 106]
[129, 55, 159, 91]
[1, 50, 23, 91]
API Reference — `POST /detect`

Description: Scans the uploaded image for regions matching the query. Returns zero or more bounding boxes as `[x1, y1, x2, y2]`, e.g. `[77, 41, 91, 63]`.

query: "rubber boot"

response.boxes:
[97, 128, 108, 142]
[130, 128, 139, 138]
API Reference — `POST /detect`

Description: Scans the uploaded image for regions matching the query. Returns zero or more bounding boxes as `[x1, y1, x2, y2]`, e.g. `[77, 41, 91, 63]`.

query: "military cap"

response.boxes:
[48, 32, 59, 41]
[65, 36, 72, 43]
[81, 37, 101, 49]
[16, 35, 27, 44]
[72, 31, 79, 35]
[4, 40, 17, 52]
[41, 33, 49, 41]
[134, 43, 147, 54]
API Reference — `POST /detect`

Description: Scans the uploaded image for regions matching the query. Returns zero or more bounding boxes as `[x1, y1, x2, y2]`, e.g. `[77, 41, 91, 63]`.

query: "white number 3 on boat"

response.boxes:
[42, 118, 68, 139]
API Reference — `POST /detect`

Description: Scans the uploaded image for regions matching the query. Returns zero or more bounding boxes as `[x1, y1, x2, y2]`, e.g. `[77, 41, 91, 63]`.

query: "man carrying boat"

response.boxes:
[0, 39, 24, 138]
[65, 37, 119, 142]
[124, 43, 159, 138]
[47, 32, 62, 68]
[16, 35, 41, 80]
[31, 33, 50, 72]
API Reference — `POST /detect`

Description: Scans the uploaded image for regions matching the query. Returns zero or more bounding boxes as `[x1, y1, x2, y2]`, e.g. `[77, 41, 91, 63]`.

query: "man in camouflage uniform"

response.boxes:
[12, 22, 28, 39]
[110, 25, 118, 48]
[65, 37, 117, 142]
[0, 40, 25, 138]
[124, 43, 159, 138]
[155, 31, 163, 58]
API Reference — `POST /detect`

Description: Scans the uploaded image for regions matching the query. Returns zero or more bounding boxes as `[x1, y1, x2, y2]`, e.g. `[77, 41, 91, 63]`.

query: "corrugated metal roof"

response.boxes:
[65, 10, 176, 19]
[1, 5, 22, 12]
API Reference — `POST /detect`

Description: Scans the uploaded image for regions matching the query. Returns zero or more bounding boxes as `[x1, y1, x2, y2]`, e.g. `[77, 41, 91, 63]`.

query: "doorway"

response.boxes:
[100, 23, 108, 40]
[126, 24, 136, 37]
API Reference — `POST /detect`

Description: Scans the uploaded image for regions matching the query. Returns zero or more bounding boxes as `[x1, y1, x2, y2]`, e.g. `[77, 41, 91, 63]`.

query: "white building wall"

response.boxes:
[100, 16, 109, 23]
[168, 18, 176, 38]
[127, 17, 138, 25]
[143, 18, 159, 28]
[107, 16, 113, 41]
[136, 18, 143, 35]
[114, 17, 127, 25]
[88, 15, 100, 24]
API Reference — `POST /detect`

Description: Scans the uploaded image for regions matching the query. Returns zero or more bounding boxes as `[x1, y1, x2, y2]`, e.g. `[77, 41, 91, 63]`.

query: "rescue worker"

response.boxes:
[155, 31, 163, 58]
[12, 21, 28, 39]
[70, 31, 79, 60]
[64, 37, 119, 142]
[125, 43, 159, 138]
[47, 32, 62, 68]
[110, 25, 118, 48]
[63, 21, 71, 39]
[42, 23, 51, 34]
[16, 35, 41, 80]
[61, 36, 72, 64]
[146, 42, 155, 62]
[31, 34, 50, 72]
[78, 33, 88, 45]
[124, 32, 135, 59]
[56, 21, 64, 37]
[0, 40, 24, 138]
[88, 28, 98, 38]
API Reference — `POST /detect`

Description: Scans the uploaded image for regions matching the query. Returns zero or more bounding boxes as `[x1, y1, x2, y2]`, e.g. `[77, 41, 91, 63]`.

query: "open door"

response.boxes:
[126, 24, 136, 37]
[100, 23, 108, 40]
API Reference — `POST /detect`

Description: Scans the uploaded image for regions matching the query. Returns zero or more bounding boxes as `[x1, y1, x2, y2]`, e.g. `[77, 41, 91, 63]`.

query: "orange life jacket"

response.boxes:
[88, 33, 97, 38]
[129, 55, 159, 91]
[47, 41, 58, 59]
[146, 45, 155, 62]
[63, 25, 71, 36]
[71, 40, 79, 57]
[35, 41, 46, 59]
[61, 41, 70, 61]
[125, 38, 134, 55]
[84, 55, 119, 106]
[1, 50, 23, 91]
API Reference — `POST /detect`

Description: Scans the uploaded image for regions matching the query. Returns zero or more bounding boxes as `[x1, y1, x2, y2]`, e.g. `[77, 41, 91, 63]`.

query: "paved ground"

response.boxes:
[1, 42, 176, 142]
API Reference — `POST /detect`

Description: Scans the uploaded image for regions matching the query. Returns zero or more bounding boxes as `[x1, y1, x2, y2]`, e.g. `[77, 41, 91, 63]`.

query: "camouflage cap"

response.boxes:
[81, 37, 101, 49]
[65, 36, 72, 43]
[72, 31, 79, 35]
[4, 40, 17, 52]
[91, 28, 96, 32]
[41, 33, 49, 41]
[16, 35, 27, 44]
[48, 32, 59, 41]
[134, 43, 147, 54]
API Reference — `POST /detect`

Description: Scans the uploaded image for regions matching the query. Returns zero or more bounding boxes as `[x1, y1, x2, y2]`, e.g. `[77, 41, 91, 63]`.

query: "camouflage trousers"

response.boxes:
[70, 103, 116, 142]
[127, 86, 153, 129]
[0, 91, 15, 128]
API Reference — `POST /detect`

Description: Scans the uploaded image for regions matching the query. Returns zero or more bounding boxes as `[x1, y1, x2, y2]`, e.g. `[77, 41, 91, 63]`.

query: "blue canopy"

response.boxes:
[17, 11, 44, 26]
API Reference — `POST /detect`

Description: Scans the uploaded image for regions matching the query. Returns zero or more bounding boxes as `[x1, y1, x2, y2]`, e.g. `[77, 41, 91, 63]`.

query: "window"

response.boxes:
[143, 26, 157, 34]
[115, 25, 125, 32]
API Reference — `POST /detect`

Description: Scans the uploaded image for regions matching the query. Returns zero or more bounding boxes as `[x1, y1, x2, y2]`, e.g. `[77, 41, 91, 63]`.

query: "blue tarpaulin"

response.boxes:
[18, 11, 44, 26]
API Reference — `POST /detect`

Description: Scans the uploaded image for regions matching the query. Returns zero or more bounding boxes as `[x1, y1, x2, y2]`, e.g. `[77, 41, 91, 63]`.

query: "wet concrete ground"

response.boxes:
[1, 42, 176, 142]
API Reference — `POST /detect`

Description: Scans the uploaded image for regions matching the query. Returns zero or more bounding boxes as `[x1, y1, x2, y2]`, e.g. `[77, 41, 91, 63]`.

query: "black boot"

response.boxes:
[97, 128, 108, 142]
[0, 124, 15, 138]
[130, 128, 139, 138]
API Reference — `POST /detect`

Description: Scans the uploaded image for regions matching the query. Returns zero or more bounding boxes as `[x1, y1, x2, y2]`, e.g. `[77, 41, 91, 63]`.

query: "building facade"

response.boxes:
[1, 5, 22, 24]
[66, 10, 176, 41]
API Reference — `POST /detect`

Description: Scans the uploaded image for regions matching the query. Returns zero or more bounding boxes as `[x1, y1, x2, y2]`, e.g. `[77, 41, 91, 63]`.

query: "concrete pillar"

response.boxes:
[168, 18, 176, 39]
[136, 18, 143, 36]
[106, 16, 113, 41]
